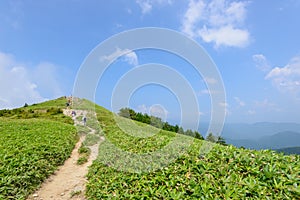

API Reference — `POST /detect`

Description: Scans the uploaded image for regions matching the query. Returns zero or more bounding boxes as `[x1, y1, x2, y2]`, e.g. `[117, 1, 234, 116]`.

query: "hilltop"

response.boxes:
[0, 97, 299, 199]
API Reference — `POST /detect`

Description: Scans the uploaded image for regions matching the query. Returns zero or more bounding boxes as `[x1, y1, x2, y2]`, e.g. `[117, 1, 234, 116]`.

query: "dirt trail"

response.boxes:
[27, 110, 103, 200]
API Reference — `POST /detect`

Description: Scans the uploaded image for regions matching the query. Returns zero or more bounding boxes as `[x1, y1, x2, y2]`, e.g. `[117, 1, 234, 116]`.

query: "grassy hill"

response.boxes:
[1, 97, 300, 199]
[86, 102, 300, 199]
[0, 97, 77, 199]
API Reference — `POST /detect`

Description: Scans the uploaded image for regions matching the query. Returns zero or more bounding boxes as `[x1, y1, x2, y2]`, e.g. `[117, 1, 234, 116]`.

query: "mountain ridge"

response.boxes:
[226, 131, 300, 151]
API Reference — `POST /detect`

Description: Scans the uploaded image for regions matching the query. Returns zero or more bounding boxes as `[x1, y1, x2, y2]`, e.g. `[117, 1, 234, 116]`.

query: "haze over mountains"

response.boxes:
[199, 122, 300, 151]
[226, 131, 300, 149]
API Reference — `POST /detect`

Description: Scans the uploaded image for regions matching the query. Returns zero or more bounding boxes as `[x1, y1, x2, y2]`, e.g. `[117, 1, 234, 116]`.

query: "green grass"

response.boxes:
[84, 102, 300, 199]
[83, 134, 101, 146]
[1, 97, 299, 199]
[0, 97, 78, 199]
[70, 189, 82, 197]
[87, 144, 300, 199]
[76, 124, 90, 136]
[77, 144, 91, 165]
[0, 97, 73, 124]
[0, 118, 77, 199]
[77, 156, 88, 165]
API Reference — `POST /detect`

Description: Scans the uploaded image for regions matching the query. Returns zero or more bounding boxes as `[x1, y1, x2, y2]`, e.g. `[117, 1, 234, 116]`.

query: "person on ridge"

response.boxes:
[82, 115, 87, 126]
[71, 110, 76, 118]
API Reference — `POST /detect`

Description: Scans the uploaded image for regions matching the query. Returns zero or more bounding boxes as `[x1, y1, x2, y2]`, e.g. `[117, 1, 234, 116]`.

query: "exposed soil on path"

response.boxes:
[27, 110, 103, 200]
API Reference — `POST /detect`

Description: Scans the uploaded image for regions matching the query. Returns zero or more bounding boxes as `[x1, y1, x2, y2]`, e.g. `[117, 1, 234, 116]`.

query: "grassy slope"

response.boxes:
[1, 98, 299, 199]
[0, 97, 73, 125]
[0, 97, 77, 199]
[85, 103, 300, 199]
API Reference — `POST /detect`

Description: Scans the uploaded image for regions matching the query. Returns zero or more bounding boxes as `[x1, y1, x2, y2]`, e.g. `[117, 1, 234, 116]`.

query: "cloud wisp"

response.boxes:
[101, 48, 138, 66]
[136, 104, 169, 121]
[234, 97, 245, 107]
[253, 54, 271, 72]
[265, 55, 300, 96]
[136, 0, 173, 14]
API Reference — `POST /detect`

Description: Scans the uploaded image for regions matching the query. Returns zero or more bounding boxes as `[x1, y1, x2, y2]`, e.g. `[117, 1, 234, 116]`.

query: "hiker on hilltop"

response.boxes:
[82, 115, 87, 126]
[66, 95, 72, 107]
[71, 110, 76, 118]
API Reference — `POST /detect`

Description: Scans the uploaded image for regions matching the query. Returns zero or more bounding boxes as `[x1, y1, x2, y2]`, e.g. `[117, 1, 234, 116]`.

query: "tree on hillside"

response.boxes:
[216, 136, 227, 146]
[163, 122, 172, 131]
[118, 108, 131, 118]
[206, 132, 217, 142]
[178, 127, 185, 134]
[135, 112, 144, 122]
[174, 125, 179, 133]
[118, 108, 136, 119]
[118, 107, 204, 140]
[195, 131, 204, 140]
[206, 133, 227, 145]
[150, 116, 164, 128]
[185, 129, 194, 137]
[142, 113, 151, 124]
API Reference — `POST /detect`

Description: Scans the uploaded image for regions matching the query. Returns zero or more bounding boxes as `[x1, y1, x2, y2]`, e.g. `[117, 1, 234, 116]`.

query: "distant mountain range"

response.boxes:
[226, 131, 300, 150]
[198, 122, 300, 153]
[221, 122, 300, 140]
[275, 147, 300, 155]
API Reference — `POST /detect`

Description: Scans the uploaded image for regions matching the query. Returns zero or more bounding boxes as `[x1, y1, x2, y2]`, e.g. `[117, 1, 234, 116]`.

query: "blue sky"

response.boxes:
[1, 0, 300, 125]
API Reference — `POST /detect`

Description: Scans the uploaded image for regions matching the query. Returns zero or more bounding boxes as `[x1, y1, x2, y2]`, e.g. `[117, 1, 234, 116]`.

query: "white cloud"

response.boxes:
[124, 51, 138, 66]
[136, 0, 173, 14]
[101, 48, 138, 66]
[136, 0, 152, 14]
[219, 101, 229, 108]
[126, 8, 132, 14]
[247, 110, 256, 115]
[136, 104, 148, 113]
[253, 54, 271, 72]
[0, 51, 63, 109]
[136, 104, 169, 120]
[198, 111, 205, 116]
[200, 89, 219, 95]
[200, 89, 210, 94]
[3, 1, 24, 30]
[254, 99, 274, 107]
[203, 77, 217, 84]
[265, 55, 300, 95]
[32, 62, 63, 97]
[181, 0, 206, 38]
[0, 52, 14, 68]
[149, 104, 168, 120]
[181, 0, 250, 48]
[219, 101, 231, 115]
[254, 99, 280, 112]
[208, 0, 247, 26]
[199, 25, 249, 48]
[234, 97, 245, 107]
